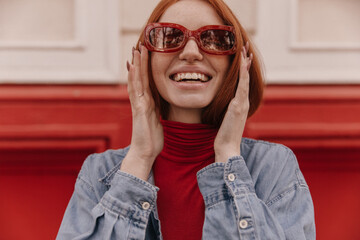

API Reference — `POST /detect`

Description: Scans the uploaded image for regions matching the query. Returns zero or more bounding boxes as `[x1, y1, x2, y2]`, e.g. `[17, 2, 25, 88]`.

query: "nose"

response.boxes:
[178, 38, 203, 62]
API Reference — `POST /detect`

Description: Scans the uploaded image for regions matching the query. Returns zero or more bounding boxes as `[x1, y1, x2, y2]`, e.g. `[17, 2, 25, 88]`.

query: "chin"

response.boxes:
[170, 97, 212, 109]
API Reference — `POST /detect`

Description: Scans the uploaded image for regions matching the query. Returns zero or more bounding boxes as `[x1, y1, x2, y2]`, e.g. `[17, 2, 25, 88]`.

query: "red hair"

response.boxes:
[136, 0, 264, 127]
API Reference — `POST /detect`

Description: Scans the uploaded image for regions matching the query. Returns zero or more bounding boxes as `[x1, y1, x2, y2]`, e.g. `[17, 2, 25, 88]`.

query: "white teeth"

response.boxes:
[174, 74, 181, 81]
[172, 72, 210, 82]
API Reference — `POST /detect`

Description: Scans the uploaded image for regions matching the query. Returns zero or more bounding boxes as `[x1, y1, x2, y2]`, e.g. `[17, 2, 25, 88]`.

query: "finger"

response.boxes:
[247, 53, 253, 71]
[133, 48, 144, 97]
[140, 43, 151, 96]
[235, 45, 251, 100]
[245, 41, 250, 53]
[127, 59, 137, 103]
[127, 45, 142, 103]
[243, 41, 253, 71]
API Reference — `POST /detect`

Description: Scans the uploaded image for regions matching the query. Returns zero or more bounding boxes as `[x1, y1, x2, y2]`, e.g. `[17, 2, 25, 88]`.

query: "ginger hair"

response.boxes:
[136, 0, 264, 127]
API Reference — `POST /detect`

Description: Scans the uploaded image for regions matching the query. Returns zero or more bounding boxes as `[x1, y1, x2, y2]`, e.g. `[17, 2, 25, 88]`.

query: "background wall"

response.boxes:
[0, 0, 359, 239]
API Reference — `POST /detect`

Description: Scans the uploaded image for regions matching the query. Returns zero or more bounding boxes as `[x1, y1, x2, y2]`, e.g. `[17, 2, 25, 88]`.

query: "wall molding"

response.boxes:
[289, 0, 360, 50]
[0, 123, 119, 174]
[0, 0, 120, 84]
[256, 0, 360, 84]
[246, 84, 360, 151]
[0, 0, 85, 50]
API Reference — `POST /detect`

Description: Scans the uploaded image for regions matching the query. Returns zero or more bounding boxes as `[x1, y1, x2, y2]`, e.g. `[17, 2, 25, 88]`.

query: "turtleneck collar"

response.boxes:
[159, 119, 218, 163]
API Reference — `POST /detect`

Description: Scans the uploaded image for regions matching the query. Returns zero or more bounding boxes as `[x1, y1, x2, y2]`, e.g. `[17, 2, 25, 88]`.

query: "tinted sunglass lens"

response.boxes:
[200, 29, 235, 51]
[149, 27, 184, 49]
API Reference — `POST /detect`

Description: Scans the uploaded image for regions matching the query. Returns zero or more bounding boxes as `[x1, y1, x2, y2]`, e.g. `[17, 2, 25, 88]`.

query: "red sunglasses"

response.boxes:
[144, 22, 237, 55]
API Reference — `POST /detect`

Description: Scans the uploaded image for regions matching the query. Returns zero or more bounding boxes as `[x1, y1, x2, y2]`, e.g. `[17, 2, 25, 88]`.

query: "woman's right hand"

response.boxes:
[120, 44, 164, 181]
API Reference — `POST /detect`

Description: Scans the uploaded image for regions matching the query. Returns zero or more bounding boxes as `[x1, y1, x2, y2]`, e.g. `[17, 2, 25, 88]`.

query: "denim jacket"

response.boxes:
[57, 138, 315, 239]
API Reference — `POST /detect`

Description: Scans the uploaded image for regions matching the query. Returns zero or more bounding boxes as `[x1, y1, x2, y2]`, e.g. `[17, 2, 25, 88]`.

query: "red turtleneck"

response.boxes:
[153, 120, 218, 240]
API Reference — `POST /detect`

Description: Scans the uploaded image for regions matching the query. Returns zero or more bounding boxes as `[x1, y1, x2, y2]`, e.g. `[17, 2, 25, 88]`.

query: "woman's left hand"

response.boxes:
[214, 42, 253, 162]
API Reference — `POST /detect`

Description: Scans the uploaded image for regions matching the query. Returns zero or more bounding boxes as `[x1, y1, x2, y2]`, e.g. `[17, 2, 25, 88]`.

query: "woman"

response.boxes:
[57, 0, 315, 239]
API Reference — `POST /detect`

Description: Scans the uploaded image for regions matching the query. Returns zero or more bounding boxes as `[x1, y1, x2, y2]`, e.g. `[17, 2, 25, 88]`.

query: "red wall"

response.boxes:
[0, 84, 359, 239]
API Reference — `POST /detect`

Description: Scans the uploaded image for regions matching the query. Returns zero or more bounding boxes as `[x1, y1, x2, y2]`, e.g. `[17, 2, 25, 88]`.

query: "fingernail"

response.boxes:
[247, 56, 253, 71]
[126, 60, 130, 71]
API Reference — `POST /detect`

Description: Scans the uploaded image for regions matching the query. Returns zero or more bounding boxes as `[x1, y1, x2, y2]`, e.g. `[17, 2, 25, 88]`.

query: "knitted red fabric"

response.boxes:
[153, 120, 218, 240]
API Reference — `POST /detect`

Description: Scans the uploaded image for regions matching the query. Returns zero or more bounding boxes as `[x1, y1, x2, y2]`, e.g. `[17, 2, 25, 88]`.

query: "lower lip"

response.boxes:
[171, 79, 211, 90]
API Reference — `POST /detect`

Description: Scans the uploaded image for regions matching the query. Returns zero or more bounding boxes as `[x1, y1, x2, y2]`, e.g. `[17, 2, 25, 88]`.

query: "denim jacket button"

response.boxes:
[227, 173, 235, 182]
[142, 202, 150, 210]
[239, 219, 248, 229]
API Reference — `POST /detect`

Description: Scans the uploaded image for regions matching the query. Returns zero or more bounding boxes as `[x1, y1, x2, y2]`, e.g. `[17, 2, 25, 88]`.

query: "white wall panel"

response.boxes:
[120, 0, 158, 31]
[0, 0, 120, 83]
[0, 0, 359, 84]
[297, 0, 360, 44]
[0, 0, 74, 41]
[225, 0, 257, 33]
[292, 0, 360, 49]
[255, 0, 360, 83]
[119, 0, 158, 82]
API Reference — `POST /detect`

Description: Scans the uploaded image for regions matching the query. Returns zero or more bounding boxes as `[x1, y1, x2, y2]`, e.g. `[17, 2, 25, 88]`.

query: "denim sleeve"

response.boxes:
[197, 152, 315, 239]
[56, 154, 158, 240]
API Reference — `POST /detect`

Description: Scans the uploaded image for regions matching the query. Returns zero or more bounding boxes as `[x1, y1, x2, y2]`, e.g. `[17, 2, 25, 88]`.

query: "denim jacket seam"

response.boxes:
[100, 195, 132, 217]
[100, 193, 152, 223]
[97, 150, 128, 186]
[296, 169, 309, 188]
[196, 156, 243, 180]
[265, 182, 300, 207]
[206, 197, 232, 209]
[115, 171, 159, 195]
[197, 163, 225, 178]
[77, 175, 96, 193]
[204, 190, 232, 208]
[99, 161, 122, 186]
[264, 145, 304, 206]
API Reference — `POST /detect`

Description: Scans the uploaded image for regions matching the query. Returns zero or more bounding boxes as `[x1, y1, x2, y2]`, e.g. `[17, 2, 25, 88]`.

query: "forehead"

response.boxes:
[159, 0, 224, 30]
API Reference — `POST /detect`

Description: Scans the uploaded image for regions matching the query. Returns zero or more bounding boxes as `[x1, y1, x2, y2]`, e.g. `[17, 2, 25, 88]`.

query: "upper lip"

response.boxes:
[168, 66, 213, 79]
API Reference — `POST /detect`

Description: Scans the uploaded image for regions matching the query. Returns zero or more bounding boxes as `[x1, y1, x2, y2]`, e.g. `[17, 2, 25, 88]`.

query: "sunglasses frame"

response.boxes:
[144, 22, 237, 55]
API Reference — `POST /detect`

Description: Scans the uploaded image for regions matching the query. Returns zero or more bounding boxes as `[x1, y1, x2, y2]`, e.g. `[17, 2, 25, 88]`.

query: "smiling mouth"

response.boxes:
[169, 73, 212, 82]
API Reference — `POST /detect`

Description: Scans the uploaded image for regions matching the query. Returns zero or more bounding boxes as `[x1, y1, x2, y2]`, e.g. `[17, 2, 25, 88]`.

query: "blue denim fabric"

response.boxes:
[57, 138, 315, 240]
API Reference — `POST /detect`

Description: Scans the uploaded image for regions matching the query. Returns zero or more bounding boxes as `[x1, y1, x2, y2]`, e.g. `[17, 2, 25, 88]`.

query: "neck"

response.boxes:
[158, 119, 218, 161]
[168, 106, 202, 124]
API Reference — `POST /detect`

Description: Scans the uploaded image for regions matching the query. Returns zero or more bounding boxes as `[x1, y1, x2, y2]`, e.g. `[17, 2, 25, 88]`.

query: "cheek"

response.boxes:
[214, 58, 231, 83]
[150, 56, 168, 98]
[221, 57, 231, 73]
[213, 58, 232, 95]
[150, 56, 161, 78]
[212, 55, 231, 75]
[151, 54, 171, 83]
